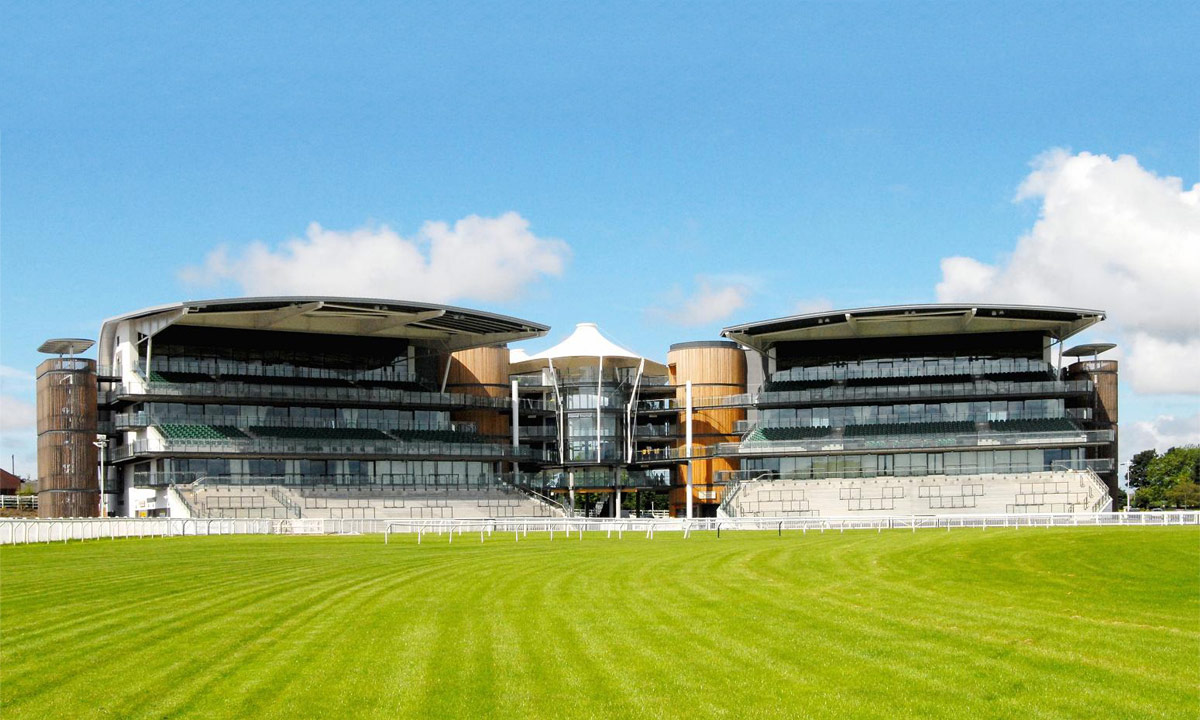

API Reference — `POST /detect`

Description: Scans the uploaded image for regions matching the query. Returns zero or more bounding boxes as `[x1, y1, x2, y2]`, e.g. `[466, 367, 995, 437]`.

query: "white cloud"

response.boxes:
[1121, 412, 1200, 468]
[0, 394, 36, 432]
[0, 393, 37, 479]
[0, 366, 34, 383]
[649, 275, 753, 327]
[937, 149, 1200, 394]
[182, 212, 570, 303]
[792, 297, 835, 315]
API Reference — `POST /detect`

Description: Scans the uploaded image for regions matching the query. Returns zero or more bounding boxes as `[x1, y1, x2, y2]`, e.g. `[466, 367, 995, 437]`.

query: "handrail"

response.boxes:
[717, 472, 774, 518]
[267, 487, 303, 519]
[504, 482, 570, 517]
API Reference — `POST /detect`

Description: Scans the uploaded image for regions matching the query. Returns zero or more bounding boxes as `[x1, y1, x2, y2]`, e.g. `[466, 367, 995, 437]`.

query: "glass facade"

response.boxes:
[743, 448, 1084, 479]
[160, 458, 497, 487]
[737, 336, 1104, 483]
[761, 398, 1065, 427]
[116, 325, 515, 491]
[139, 402, 454, 431]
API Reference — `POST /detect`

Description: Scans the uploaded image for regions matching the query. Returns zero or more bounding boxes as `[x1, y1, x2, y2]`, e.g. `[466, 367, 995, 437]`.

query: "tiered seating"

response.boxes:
[249, 426, 391, 440]
[274, 485, 565, 519]
[157, 424, 249, 440]
[182, 485, 295, 519]
[149, 370, 213, 383]
[747, 426, 832, 442]
[844, 421, 974, 438]
[391, 428, 482, 443]
[725, 469, 1111, 518]
[988, 418, 1079, 433]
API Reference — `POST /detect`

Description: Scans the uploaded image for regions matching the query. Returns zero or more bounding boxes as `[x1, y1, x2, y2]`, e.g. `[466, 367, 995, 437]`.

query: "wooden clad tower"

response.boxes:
[1068, 358, 1119, 497]
[667, 341, 747, 516]
[36, 358, 99, 517]
[444, 346, 511, 438]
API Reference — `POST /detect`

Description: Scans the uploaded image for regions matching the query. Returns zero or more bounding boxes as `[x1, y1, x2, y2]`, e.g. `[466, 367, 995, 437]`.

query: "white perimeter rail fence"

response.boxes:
[3, 512, 1198, 546]
[384, 511, 1200, 544]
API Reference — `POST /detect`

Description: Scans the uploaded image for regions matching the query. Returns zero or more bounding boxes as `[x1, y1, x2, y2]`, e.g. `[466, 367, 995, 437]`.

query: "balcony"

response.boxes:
[106, 380, 507, 410]
[754, 379, 1093, 408]
[634, 424, 678, 438]
[116, 413, 478, 435]
[518, 425, 558, 439]
[112, 437, 544, 462]
[631, 428, 1116, 463]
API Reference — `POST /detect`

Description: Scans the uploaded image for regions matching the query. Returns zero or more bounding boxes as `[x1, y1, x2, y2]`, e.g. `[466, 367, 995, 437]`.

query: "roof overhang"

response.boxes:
[722, 304, 1105, 354]
[97, 297, 548, 363]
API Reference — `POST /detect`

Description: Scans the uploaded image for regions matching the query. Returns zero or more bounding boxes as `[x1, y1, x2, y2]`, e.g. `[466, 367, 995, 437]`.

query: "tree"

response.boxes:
[1165, 482, 1200, 509]
[1126, 448, 1157, 488]
[1130, 446, 1200, 509]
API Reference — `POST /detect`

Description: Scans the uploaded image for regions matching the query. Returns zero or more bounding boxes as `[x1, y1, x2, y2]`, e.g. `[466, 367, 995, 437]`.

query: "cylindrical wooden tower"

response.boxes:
[36, 358, 99, 517]
[444, 346, 511, 438]
[1068, 359, 1119, 497]
[668, 341, 747, 516]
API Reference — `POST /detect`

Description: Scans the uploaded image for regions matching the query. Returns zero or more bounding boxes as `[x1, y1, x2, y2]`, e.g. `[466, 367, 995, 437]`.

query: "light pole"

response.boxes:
[1118, 461, 1131, 512]
[93, 436, 109, 517]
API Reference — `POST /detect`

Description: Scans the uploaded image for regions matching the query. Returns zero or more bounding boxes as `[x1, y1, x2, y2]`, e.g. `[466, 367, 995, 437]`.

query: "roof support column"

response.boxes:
[439, 352, 452, 393]
[511, 379, 520, 476]
[685, 380, 693, 520]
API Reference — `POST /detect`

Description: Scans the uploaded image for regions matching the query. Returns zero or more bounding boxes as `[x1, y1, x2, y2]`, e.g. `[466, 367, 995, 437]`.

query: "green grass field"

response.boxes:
[2, 527, 1198, 719]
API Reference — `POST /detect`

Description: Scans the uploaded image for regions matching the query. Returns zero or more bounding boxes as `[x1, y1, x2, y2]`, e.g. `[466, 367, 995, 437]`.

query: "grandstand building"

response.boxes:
[36, 299, 1118, 520]
[80, 298, 554, 519]
[712, 305, 1118, 517]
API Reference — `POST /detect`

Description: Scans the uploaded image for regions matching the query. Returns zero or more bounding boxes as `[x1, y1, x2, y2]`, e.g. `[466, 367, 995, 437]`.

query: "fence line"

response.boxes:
[0, 495, 38, 509]
[3, 511, 1197, 546]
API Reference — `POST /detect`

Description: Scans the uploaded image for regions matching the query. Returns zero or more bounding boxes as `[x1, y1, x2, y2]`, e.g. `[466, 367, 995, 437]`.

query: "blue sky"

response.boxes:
[2, 1, 1198, 476]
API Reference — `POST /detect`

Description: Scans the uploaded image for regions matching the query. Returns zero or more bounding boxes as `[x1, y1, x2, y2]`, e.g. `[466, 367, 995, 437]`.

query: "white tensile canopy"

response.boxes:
[509, 323, 668, 469]
[510, 323, 667, 374]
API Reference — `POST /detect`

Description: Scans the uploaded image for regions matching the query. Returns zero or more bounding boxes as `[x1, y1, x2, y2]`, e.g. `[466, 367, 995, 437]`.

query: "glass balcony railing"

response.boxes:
[754, 379, 1093, 407]
[712, 457, 1115, 484]
[773, 357, 1057, 383]
[112, 438, 544, 462]
[640, 380, 1094, 412]
[116, 413, 478, 434]
[131, 471, 510, 489]
[108, 381, 507, 409]
[518, 425, 558, 438]
[632, 429, 1115, 462]
[746, 408, 1092, 431]
[634, 424, 678, 438]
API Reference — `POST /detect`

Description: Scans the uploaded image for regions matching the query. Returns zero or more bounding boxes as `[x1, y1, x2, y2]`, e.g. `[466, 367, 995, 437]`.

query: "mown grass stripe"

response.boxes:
[2, 528, 1197, 719]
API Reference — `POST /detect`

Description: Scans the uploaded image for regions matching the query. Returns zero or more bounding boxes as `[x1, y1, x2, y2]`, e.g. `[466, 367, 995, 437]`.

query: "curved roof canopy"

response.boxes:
[722, 304, 1105, 353]
[1064, 342, 1117, 357]
[38, 338, 95, 355]
[98, 297, 548, 362]
[510, 323, 667, 374]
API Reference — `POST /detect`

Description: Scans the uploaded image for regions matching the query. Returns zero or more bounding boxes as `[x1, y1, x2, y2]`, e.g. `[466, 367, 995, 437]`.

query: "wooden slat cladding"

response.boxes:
[444, 347, 511, 437]
[668, 344, 747, 513]
[36, 359, 99, 517]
